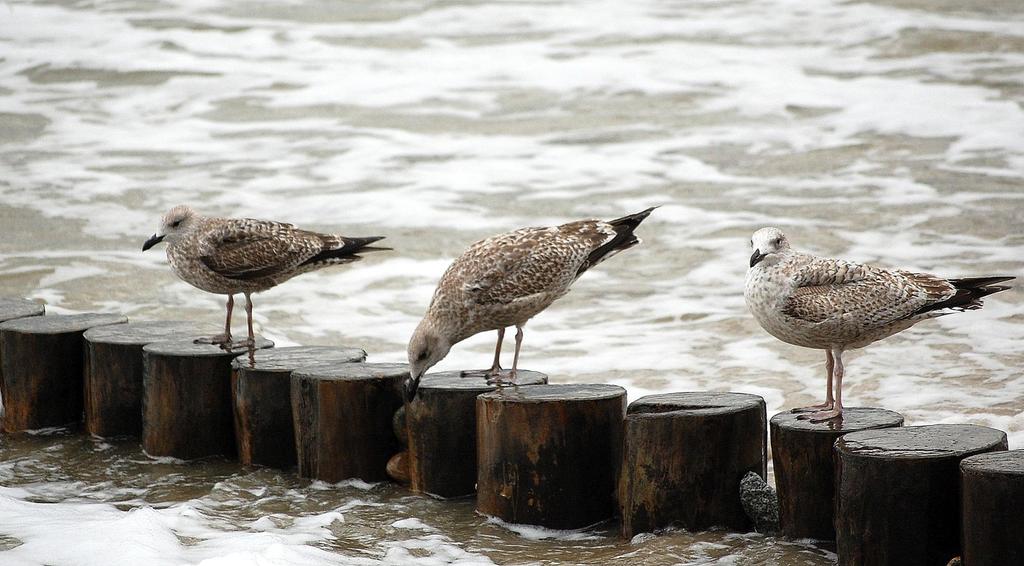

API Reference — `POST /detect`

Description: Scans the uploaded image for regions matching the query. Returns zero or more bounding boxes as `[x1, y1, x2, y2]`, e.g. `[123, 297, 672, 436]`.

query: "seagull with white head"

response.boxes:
[143, 205, 388, 361]
[744, 226, 1012, 421]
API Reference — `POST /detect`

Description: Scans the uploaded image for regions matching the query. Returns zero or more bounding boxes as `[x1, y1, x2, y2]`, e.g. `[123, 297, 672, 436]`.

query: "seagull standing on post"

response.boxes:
[143, 205, 387, 361]
[744, 226, 1012, 422]
[405, 207, 656, 401]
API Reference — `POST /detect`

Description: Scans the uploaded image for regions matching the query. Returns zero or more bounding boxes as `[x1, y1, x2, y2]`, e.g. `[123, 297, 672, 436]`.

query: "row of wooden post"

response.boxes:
[0, 297, 1021, 564]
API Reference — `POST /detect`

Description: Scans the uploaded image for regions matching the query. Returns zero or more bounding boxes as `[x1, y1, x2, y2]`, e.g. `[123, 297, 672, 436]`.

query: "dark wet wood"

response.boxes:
[0, 313, 127, 432]
[0, 299, 45, 428]
[961, 449, 1024, 566]
[477, 384, 626, 529]
[141, 337, 273, 460]
[770, 407, 904, 540]
[232, 345, 366, 468]
[835, 424, 1008, 566]
[618, 392, 767, 536]
[291, 362, 406, 482]
[406, 370, 547, 499]
[83, 321, 214, 438]
[0, 298, 44, 323]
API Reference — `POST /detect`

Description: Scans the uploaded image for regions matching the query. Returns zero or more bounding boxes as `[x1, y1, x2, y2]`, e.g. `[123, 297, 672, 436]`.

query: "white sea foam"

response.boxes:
[1, 0, 1022, 564]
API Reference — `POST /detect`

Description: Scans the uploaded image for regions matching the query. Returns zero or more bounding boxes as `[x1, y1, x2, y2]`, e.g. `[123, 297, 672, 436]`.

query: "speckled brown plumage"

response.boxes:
[144, 205, 386, 359]
[404, 208, 655, 400]
[744, 226, 1012, 421]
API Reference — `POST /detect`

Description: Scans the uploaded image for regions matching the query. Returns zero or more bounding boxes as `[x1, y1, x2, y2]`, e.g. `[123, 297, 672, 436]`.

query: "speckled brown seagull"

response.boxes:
[744, 227, 1012, 422]
[143, 205, 387, 360]
[405, 207, 656, 401]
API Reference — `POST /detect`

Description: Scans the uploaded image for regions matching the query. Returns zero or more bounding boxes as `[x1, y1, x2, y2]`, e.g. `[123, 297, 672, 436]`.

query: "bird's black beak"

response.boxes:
[749, 249, 765, 267]
[142, 234, 164, 251]
[403, 373, 421, 403]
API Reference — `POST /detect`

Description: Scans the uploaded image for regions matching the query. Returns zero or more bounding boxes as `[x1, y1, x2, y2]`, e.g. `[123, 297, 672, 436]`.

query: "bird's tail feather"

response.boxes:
[576, 207, 657, 277]
[915, 276, 1013, 315]
[302, 235, 390, 266]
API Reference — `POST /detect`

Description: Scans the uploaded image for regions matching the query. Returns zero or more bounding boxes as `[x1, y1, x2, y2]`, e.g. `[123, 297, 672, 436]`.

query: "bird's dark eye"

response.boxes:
[170, 220, 181, 228]
[418, 351, 428, 361]
[773, 237, 782, 246]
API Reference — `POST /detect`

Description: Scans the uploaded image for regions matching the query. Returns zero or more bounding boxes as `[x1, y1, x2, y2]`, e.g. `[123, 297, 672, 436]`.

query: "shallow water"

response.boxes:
[1, 0, 1022, 564]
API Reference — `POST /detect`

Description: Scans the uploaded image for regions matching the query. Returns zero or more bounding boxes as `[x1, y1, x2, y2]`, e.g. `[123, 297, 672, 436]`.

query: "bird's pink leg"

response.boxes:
[460, 328, 506, 379]
[489, 327, 505, 376]
[195, 294, 234, 346]
[488, 325, 522, 387]
[243, 292, 256, 366]
[792, 350, 835, 413]
[802, 348, 844, 422]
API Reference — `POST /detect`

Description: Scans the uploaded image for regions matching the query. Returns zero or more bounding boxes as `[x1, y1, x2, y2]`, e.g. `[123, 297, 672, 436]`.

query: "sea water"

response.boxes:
[1, 0, 1022, 563]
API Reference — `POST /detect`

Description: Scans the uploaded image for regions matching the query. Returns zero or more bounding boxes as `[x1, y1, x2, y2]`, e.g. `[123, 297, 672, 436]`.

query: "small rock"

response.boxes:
[739, 471, 779, 534]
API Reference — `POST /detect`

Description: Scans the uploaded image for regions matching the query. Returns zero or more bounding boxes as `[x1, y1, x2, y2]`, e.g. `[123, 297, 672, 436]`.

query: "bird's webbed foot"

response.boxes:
[194, 333, 233, 349]
[790, 401, 835, 413]
[797, 407, 844, 422]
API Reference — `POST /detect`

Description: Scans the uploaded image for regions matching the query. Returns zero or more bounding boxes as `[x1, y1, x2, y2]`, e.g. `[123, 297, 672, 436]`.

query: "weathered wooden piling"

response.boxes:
[0, 298, 44, 323]
[960, 449, 1024, 565]
[83, 321, 213, 438]
[835, 424, 1007, 566]
[618, 392, 767, 536]
[0, 298, 45, 426]
[232, 345, 366, 468]
[0, 313, 127, 432]
[291, 363, 406, 483]
[477, 384, 626, 529]
[770, 407, 904, 540]
[142, 337, 272, 460]
[406, 370, 548, 498]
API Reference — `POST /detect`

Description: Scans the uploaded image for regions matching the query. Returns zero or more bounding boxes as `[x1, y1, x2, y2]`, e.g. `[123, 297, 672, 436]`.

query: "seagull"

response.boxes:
[404, 207, 656, 401]
[143, 205, 387, 361]
[744, 227, 1012, 422]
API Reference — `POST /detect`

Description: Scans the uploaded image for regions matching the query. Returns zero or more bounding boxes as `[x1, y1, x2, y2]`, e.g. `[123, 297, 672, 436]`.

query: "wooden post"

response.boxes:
[0, 298, 45, 423]
[618, 392, 767, 536]
[291, 363, 406, 483]
[961, 449, 1024, 565]
[83, 321, 214, 438]
[0, 313, 126, 432]
[0, 298, 44, 323]
[232, 345, 366, 468]
[142, 337, 273, 460]
[835, 424, 1007, 566]
[406, 370, 548, 499]
[477, 384, 626, 529]
[770, 407, 904, 540]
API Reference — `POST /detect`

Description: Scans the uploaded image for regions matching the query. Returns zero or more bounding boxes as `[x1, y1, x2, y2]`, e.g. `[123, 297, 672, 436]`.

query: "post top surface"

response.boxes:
[418, 370, 547, 392]
[232, 345, 367, 372]
[143, 337, 274, 357]
[628, 391, 765, 416]
[0, 298, 45, 323]
[837, 424, 1007, 459]
[0, 313, 127, 334]
[292, 362, 408, 381]
[478, 383, 625, 403]
[770, 407, 904, 433]
[961, 449, 1024, 476]
[85, 320, 216, 345]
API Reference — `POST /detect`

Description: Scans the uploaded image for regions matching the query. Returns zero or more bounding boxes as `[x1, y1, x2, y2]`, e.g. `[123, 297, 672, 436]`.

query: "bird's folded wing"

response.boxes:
[198, 220, 322, 280]
[783, 259, 953, 325]
[456, 228, 592, 305]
